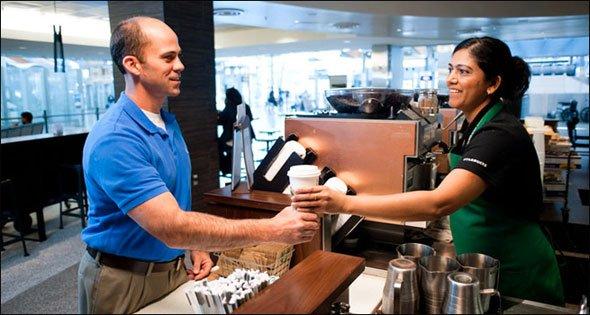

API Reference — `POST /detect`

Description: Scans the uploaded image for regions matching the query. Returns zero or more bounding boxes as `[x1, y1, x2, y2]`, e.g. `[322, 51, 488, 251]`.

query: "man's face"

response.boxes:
[137, 21, 185, 98]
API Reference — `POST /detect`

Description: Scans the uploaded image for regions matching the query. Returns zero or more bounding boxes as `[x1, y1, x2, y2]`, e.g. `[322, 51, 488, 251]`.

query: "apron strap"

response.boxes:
[466, 102, 504, 146]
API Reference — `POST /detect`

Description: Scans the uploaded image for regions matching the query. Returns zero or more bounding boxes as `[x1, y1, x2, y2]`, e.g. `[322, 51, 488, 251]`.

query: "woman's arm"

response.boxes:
[291, 168, 487, 221]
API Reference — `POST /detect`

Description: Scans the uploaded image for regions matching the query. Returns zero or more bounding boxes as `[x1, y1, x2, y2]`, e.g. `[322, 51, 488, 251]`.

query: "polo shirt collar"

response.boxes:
[119, 93, 175, 136]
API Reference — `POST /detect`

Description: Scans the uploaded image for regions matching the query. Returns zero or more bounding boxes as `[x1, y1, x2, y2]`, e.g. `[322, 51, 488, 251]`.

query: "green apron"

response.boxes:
[449, 103, 564, 305]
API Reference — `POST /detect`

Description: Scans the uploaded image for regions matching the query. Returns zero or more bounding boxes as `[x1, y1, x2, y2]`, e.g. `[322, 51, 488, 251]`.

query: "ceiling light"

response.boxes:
[294, 20, 299, 24]
[396, 28, 402, 32]
[332, 22, 360, 30]
[456, 28, 484, 37]
[344, 40, 351, 44]
[213, 8, 244, 17]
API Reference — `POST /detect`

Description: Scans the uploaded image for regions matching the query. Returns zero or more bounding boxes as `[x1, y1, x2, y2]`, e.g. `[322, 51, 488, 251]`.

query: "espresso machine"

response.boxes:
[283, 88, 461, 232]
[285, 88, 444, 206]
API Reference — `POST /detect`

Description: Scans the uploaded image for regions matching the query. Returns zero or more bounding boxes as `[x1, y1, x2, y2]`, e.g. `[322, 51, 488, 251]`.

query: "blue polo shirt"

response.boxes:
[81, 93, 191, 262]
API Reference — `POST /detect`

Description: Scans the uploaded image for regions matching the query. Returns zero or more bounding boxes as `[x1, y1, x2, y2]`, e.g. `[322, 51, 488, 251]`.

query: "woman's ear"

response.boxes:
[122, 55, 141, 76]
[487, 75, 501, 95]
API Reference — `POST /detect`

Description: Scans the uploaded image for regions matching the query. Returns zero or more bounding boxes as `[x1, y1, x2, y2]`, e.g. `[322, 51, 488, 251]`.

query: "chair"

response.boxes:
[31, 123, 45, 135]
[1, 179, 30, 257]
[57, 164, 88, 229]
[21, 124, 34, 136]
[6, 127, 21, 138]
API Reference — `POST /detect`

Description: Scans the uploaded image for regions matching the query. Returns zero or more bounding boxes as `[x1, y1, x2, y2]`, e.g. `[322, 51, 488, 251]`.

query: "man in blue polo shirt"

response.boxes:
[78, 16, 320, 314]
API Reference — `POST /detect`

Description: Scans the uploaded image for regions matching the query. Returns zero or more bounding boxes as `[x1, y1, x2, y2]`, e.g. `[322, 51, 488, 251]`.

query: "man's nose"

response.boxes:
[175, 59, 185, 72]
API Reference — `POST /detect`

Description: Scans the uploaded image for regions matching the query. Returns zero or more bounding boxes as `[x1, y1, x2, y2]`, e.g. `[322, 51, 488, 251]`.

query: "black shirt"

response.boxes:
[450, 103, 544, 220]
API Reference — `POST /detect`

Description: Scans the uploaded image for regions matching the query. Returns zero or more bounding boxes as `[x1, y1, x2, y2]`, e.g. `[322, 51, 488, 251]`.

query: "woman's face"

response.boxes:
[446, 48, 493, 113]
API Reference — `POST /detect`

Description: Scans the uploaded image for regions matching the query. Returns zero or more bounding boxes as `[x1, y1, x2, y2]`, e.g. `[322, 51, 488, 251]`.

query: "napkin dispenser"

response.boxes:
[252, 134, 317, 193]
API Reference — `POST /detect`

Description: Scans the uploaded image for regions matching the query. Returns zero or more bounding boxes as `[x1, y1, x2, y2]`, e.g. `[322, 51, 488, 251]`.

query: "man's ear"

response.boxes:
[122, 55, 141, 76]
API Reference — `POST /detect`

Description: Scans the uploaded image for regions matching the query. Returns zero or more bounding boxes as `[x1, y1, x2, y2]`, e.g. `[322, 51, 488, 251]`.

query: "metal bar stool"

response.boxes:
[1, 179, 30, 257]
[58, 164, 88, 229]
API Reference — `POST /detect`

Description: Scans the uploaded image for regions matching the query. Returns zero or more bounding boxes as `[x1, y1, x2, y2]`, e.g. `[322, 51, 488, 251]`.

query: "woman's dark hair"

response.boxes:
[225, 87, 243, 107]
[453, 36, 531, 107]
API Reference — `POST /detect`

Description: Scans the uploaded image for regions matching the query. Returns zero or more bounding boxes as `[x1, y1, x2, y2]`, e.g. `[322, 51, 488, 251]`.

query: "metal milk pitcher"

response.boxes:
[396, 243, 436, 265]
[419, 256, 461, 314]
[442, 271, 500, 314]
[382, 258, 420, 314]
[456, 253, 500, 313]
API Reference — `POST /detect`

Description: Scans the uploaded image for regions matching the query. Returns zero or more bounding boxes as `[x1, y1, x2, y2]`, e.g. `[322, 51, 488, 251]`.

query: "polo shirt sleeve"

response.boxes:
[455, 126, 521, 188]
[89, 132, 169, 214]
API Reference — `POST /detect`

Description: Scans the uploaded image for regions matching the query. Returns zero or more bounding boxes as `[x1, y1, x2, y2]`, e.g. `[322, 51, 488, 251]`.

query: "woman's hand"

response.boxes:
[291, 186, 347, 214]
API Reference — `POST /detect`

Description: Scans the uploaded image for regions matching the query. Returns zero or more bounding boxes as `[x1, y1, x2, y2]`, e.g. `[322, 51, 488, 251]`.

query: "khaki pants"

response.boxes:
[77, 251, 188, 314]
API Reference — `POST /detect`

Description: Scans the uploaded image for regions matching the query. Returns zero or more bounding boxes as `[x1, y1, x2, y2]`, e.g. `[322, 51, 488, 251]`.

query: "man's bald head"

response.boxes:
[110, 16, 174, 74]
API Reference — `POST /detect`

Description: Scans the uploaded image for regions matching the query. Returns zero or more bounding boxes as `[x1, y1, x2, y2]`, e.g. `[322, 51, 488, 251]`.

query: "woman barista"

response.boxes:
[292, 37, 564, 305]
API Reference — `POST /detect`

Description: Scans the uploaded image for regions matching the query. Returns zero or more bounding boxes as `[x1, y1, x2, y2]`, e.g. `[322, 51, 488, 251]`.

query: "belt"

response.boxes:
[87, 247, 184, 275]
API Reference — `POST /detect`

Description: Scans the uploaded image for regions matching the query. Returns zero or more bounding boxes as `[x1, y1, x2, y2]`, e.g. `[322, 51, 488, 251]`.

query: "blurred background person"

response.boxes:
[217, 87, 256, 175]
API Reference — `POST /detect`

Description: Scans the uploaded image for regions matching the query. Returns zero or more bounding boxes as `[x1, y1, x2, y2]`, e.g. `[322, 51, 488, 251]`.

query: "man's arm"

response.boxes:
[128, 192, 319, 252]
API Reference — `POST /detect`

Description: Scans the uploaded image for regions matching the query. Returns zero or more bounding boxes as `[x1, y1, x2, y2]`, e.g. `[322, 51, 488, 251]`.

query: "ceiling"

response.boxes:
[1, 1, 588, 57]
[214, 1, 589, 51]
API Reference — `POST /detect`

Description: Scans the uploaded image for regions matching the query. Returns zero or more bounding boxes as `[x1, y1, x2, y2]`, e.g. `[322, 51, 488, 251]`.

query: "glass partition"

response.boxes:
[1, 56, 114, 132]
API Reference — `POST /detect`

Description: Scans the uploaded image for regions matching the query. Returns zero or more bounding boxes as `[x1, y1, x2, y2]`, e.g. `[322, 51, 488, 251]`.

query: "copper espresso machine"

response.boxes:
[284, 88, 460, 228]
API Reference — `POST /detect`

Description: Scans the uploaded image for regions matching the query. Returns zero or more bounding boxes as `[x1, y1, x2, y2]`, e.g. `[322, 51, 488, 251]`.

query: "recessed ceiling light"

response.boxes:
[294, 20, 299, 24]
[344, 40, 351, 43]
[396, 28, 402, 32]
[18, 46, 27, 50]
[213, 8, 244, 16]
[332, 22, 360, 30]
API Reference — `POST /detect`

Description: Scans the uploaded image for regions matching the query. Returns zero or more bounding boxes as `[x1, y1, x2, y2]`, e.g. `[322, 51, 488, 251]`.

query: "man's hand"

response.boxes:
[291, 186, 347, 214]
[270, 206, 319, 244]
[187, 251, 213, 281]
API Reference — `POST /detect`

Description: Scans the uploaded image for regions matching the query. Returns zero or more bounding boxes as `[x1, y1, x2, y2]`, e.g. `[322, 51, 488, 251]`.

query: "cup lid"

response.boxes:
[287, 165, 320, 177]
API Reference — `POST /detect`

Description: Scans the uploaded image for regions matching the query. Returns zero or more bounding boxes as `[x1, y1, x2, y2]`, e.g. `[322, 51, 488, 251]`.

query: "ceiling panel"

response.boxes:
[1, 1, 588, 52]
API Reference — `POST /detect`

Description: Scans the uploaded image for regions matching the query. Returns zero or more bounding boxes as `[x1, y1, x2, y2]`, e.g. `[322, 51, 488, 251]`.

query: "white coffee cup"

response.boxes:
[324, 177, 348, 194]
[287, 165, 321, 195]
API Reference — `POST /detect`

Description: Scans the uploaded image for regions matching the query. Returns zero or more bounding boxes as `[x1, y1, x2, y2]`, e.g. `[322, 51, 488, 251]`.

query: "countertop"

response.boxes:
[137, 250, 365, 314]
[1, 127, 89, 144]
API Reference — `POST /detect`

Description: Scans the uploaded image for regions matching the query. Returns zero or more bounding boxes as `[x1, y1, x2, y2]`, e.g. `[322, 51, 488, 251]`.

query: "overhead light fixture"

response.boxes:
[332, 22, 360, 30]
[343, 40, 351, 44]
[456, 28, 485, 37]
[213, 8, 244, 16]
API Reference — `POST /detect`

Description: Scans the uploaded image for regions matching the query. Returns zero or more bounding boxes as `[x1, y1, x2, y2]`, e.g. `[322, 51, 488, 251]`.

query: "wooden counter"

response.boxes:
[203, 183, 322, 264]
[234, 250, 365, 314]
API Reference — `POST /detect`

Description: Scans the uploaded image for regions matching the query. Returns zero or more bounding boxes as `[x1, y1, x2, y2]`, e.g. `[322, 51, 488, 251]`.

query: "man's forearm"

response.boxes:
[163, 211, 276, 252]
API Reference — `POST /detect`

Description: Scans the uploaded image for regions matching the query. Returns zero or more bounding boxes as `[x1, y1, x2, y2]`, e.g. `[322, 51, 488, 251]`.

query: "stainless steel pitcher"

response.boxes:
[419, 256, 461, 314]
[456, 253, 500, 313]
[442, 272, 500, 314]
[382, 258, 420, 314]
[395, 243, 436, 265]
